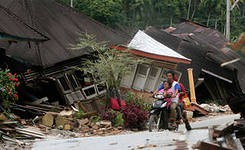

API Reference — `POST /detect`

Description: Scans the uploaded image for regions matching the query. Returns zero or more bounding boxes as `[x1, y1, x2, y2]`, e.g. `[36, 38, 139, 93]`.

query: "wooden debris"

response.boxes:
[195, 117, 245, 150]
[78, 118, 89, 127]
[59, 110, 74, 117]
[197, 141, 232, 150]
[213, 122, 234, 138]
[186, 103, 209, 116]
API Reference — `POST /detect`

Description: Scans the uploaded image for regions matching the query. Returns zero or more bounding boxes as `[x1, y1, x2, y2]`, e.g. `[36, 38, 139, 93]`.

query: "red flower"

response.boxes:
[14, 93, 18, 99]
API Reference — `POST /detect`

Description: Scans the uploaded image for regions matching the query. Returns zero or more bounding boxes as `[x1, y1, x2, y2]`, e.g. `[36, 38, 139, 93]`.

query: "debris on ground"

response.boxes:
[0, 99, 126, 149]
[193, 117, 245, 150]
[199, 104, 232, 113]
[0, 112, 46, 150]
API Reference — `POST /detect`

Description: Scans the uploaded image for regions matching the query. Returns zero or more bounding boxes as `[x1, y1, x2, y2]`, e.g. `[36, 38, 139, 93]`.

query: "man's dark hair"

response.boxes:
[166, 70, 175, 77]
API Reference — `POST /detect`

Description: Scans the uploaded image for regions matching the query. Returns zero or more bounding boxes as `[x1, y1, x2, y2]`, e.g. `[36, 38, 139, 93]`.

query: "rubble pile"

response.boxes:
[199, 103, 232, 113]
[0, 99, 125, 149]
[0, 113, 46, 149]
[193, 118, 245, 149]
[41, 109, 124, 137]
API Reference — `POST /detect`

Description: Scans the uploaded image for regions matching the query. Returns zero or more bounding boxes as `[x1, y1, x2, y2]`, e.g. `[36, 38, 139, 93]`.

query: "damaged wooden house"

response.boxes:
[144, 20, 245, 109]
[113, 30, 191, 93]
[0, 0, 129, 109]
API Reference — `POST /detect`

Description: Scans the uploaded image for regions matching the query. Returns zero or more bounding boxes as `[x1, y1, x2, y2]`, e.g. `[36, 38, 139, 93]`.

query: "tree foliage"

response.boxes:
[73, 34, 142, 99]
[60, 0, 244, 40]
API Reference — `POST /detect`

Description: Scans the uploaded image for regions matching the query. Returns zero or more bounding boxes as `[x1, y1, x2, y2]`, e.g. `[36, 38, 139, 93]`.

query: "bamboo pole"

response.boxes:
[187, 68, 196, 103]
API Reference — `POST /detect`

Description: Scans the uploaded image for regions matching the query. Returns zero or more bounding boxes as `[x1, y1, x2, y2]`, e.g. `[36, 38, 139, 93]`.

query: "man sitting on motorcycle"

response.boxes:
[154, 70, 181, 128]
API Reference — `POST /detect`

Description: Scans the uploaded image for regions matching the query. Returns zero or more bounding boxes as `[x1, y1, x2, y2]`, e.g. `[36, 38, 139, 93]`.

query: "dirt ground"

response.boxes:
[31, 114, 240, 150]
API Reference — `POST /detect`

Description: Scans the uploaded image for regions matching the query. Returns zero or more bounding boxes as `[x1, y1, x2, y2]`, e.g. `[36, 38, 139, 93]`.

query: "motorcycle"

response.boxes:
[148, 94, 182, 132]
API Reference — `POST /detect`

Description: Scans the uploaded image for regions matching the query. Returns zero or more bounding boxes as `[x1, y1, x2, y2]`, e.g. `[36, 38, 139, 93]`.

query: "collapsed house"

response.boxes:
[144, 21, 245, 107]
[113, 30, 191, 93]
[0, 4, 48, 71]
[0, 0, 129, 108]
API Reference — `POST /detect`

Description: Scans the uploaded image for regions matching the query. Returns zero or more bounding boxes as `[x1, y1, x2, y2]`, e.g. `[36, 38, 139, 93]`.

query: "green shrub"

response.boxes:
[114, 112, 124, 127]
[74, 109, 85, 119]
[90, 115, 101, 123]
[0, 69, 19, 111]
[124, 92, 151, 111]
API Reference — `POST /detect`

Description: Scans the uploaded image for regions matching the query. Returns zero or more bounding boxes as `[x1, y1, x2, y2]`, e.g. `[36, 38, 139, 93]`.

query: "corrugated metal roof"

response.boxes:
[0, 0, 130, 67]
[128, 30, 191, 62]
[0, 4, 48, 42]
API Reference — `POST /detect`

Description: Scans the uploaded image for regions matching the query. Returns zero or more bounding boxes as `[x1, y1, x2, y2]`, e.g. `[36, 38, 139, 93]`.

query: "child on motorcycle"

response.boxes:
[157, 80, 173, 108]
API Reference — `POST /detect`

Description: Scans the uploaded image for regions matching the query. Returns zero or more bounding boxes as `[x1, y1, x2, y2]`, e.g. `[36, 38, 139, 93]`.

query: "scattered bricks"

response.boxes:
[41, 113, 54, 127]
[55, 116, 68, 128]
[96, 121, 112, 128]
[64, 124, 72, 131]
[92, 125, 99, 130]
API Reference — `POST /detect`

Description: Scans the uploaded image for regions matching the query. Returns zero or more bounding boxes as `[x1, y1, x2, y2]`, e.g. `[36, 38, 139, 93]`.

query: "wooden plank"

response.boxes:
[2, 135, 25, 145]
[15, 127, 45, 136]
[189, 103, 209, 115]
[213, 122, 234, 138]
[0, 121, 18, 125]
[199, 141, 232, 150]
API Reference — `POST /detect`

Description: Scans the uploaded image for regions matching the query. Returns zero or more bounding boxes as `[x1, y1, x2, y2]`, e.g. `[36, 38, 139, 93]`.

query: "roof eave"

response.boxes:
[111, 45, 191, 64]
[0, 32, 49, 42]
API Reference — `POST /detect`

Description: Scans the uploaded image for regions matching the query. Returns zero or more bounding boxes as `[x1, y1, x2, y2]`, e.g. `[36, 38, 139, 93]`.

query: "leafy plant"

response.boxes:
[124, 92, 151, 111]
[100, 108, 117, 123]
[74, 109, 85, 119]
[100, 108, 124, 127]
[0, 69, 19, 111]
[114, 112, 124, 127]
[122, 104, 148, 130]
[90, 115, 101, 123]
[73, 34, 142, 101]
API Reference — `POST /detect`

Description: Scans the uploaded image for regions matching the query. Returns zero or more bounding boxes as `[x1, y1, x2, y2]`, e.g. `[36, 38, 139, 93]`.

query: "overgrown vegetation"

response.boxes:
[100, 92, 150, 130]
[61, 0, 244, 40]
[74, 109, 85, 119]
[122, 104, 148, 130]
[100, 109, 124, 127]
[124, 92, 151, 111]
[0, 69, 19, 111]
[73, 34, 141, 101]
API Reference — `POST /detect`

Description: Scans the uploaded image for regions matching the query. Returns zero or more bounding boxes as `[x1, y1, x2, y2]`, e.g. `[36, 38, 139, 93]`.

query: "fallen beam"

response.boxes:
[199, 141, 232, 150]
[186, 103, 209, 116]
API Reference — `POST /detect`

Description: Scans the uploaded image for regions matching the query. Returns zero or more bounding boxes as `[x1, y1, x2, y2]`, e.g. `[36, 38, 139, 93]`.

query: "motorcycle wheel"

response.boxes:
[161, 110, 168, 130]
[148, 114, 158, 132]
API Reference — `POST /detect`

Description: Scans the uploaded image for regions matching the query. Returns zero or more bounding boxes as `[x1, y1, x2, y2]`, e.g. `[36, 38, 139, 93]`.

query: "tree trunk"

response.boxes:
[215, 18, 218, 29]
[206, 13, 211, 26]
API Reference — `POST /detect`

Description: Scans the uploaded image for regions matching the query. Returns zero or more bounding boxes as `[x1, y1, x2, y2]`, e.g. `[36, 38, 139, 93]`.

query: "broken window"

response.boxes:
[57, 76, 71, 93]
[82, 85, 98, 99]
[96, 82, 107, 95]
[66, 73, 80, 89]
